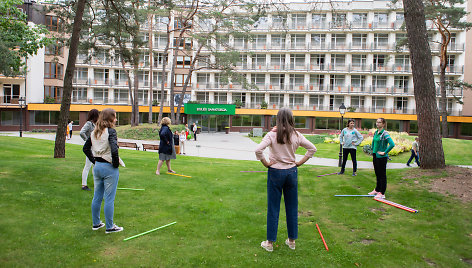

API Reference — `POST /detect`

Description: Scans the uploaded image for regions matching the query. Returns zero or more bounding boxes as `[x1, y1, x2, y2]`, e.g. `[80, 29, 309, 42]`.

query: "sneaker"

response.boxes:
[92, 222, 105, 230]
[285, 239, 296, 250]
[82, 186, 91, 191]
[406, 164, 411, 167]
[338, 171, 344, 175]
[260, 240, 273, 252]
[375, 193, 385, 199]
[368, 189, 379, 195]
[352, 172, 357, 177]
[105, 224, 123, 234]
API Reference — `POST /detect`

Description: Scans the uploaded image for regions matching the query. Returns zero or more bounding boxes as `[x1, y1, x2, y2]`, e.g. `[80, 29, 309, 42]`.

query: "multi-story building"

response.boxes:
[1, 1, 471, 138]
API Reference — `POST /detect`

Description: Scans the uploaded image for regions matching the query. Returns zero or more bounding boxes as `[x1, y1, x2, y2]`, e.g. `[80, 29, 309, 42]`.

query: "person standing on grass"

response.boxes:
[156, 117, 176, 175]
[79, 109, 99, 191]
[68, 120, 74, 139]
[338, 119, 364, 176]
[83, 108, 125, 233]
[192, 123, 198, 141]
[179, 130, 186, 154]
[368, 118, 395, 199]
[407, 137, 420, 167]
[255, 108, 317, 252]
[185, 124, 190, 140]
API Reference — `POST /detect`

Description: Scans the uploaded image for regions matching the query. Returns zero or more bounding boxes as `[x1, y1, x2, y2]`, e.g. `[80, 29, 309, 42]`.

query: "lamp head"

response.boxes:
[339, 103, 346, 116]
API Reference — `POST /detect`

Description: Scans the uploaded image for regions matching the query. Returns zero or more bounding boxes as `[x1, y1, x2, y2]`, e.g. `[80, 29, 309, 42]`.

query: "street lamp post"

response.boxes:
[338, 103, 346, 167]
[19, 97, 26, 137]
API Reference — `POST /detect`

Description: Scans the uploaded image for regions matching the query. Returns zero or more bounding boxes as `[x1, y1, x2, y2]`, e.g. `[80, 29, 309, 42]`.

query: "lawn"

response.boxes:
[249, 136, 472, 166]
[0, 136, 471, 267]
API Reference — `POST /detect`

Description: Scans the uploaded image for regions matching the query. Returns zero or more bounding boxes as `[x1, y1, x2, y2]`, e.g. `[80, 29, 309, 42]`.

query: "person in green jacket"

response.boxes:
[368, 118, 395, 199]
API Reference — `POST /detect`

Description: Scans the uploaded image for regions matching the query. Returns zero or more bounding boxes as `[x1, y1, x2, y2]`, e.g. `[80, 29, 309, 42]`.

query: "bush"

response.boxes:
[115, 124, 187, 140]
[363, 144, 373, 155]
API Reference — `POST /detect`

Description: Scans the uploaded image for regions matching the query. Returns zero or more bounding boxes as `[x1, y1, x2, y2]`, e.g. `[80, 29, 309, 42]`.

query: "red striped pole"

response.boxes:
[316, 224, 329, 251]
[374, 198, 418, 213]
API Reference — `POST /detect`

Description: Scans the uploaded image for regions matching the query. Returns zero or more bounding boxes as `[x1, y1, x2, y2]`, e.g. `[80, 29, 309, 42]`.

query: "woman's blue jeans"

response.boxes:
[266, 166, 298, 242]
[92, 162, 119, 229]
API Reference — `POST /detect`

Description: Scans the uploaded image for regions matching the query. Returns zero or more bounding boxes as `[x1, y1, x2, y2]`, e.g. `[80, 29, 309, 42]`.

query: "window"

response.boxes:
[374, 34, 389, 48]
[153, 72, 167, 87]
[290, 54, 305, 69]
[152, 90, 167, 103]
[270, 74, 285, 89]
[173, 37, 192, 49]
[395, 13, 404, 28]
[309, 95, 324, 108]
[269, 94, 284, 106]
[331, 54, 345, 67]
[372, 75, 387, 90]
[155, 16, 169, 29]
[114, 89, 129, 103]
[271, 34, 285, 49]
[154, 34, 168, 48]
[289, 94, 304, 106]
[29, 111, 60, 125]
[231, 115, 263, 127]
[332, 13, 347, 27]
[311, 34, 326, 48]
[447, 55, 455, 71]
[289, 74, 304, 88]
[310, 54, 325, 70]
[139, 53, 150, 67]
[351, 75, 366, 91]
[395, 33, 407, 44]
[350, 96, 365, 108]
[395, 55, 410, 67]
[254, 16, 268, 29]
[3, 84, 20, 103]
[291, 34, 306, 48]
[72, 88, 87, 103]
[74, 68, 88, 84]
[311, 13, 327, 28]
[138, 71, 149, 87]
[394, 76, 409, 92]
[232, 92, 246, 106]
[395, 97, 408, 112]
[352, 13, 368, 28]
[251, 74, 265, 88]
[272, 14, 287, 28]
[270, 54, 285, 69]
[372, 96, 386, 109]
[1, 111, 21, 125]
[294, 116, 308, 128]
[374, 13, 388, 27]
[174, 74, 190, 86]
[44, 86, 62, 102]
[352, 34, 367, 48]
[234, 36, 248, 49]
[331, 34, 346, 48]
[251, 93, 265, 105]
[176, 56, 192, 68]
[45, 44, 63, 56]
[329, 95, 344, 110]
[373, 54, 387, 70]
[310, 74, 324, 90]
[236, 54, 248, 68]
[252, 54, 266, 69]
[197, 73, 210, 87]
[115, 70, 128, 85]
[214, 92, 227, 104]
[45, 15, 58, 31]
[352, 54, 367, 67]
[93, 89, 109, 103]
[44, 62, 63, 79]
[292, 14, 306, 29]
[138, 90, 149, 105]
[253, 34, 267, 49]
[94, 51, 111, 65]
[329, 75, 345, 90]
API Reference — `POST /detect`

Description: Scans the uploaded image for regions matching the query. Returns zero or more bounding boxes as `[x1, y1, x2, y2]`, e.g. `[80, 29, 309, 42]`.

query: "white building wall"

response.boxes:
[26, 47, 45, 103]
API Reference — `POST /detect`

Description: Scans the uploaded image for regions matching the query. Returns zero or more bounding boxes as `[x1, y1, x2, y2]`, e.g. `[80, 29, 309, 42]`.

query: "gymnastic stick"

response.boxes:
[317, 172, 338, 177]
[316, 224, 329, 251]
[373, 198, 418, 213]
[166, 172, 192, 178]
[334, 195, 375, 197]
[240, 171, 266, 173]
[123, 222, 177, 241]
[117, 188, 145, 191]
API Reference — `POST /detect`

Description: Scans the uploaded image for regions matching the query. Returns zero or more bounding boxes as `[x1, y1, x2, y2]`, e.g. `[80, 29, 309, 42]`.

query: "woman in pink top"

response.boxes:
[255, 108, 317, 252]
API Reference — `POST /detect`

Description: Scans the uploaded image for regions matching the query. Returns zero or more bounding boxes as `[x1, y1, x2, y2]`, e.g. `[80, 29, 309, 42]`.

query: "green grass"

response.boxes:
[249, 136, 472, 166]
[1, 136, 471, 267]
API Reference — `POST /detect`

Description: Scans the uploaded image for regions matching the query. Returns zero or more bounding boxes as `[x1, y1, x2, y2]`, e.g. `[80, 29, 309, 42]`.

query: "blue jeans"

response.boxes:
[407, 149, 420, 166]
[266, 166, 298, 242]
[92, 162, 119, 229]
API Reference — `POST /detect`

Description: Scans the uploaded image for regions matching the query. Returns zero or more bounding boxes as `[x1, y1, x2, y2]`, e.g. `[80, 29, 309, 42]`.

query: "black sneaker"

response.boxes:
[82, 186, 91, 191]
[406, 164, 411, 167]
[352, 172, 357, 176]
[92, 222, 105, 230]
[338, 171, 344, 175]
[105, 224, 123, 234]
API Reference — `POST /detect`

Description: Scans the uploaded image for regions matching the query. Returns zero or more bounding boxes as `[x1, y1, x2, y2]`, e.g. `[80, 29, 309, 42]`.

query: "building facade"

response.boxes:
[1, 1, 472, 138]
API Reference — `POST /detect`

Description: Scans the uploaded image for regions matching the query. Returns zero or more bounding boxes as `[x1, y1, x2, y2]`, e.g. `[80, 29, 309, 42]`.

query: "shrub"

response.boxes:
[363, 144, 373, 155]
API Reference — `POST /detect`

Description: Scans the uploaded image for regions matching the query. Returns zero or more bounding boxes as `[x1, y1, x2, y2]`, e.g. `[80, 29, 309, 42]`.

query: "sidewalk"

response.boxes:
[0, 131, 431, 169]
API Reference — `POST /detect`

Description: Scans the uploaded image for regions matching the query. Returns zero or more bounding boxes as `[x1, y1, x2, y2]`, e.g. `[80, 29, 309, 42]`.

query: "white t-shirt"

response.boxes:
[193, 125, 197, 132]
[68, 123, 73, 131]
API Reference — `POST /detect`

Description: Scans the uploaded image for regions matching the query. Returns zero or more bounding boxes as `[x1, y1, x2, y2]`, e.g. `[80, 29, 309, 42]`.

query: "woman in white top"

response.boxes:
[79, 109, 99, 191]
[83, 108, 124, 234]
[179, 130, 186, 154]
[255, 108, 317, 252]
[338, 119, 364, 176]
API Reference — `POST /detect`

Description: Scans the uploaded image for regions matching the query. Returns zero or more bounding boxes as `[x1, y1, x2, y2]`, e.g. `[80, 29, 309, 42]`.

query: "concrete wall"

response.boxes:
[26, 45, 45, 103]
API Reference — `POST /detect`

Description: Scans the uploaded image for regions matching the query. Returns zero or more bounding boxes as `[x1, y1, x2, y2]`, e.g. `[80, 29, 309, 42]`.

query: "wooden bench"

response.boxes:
[142, 143, 159, 151]
[118, 141, 140, 150]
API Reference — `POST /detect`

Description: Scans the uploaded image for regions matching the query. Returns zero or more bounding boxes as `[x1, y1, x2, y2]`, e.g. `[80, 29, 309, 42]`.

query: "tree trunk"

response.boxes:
[403, 0, 445, 169]
[439, 33, 448, 137]
[54, 0, 86, 158]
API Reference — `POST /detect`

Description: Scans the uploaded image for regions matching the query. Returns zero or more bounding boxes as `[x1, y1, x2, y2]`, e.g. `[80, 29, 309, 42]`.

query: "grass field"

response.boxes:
[0, 136, 471, 267]
[249, 136, 472, 166]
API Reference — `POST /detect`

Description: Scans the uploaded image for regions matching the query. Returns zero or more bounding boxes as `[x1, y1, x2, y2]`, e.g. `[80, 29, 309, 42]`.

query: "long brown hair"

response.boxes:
[276, 107, 296, 144]
[94, 108, 116, 139]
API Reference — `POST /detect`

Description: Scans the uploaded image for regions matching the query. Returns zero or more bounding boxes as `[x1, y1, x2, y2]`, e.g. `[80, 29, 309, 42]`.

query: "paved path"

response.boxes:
[0, 131, 437, 170]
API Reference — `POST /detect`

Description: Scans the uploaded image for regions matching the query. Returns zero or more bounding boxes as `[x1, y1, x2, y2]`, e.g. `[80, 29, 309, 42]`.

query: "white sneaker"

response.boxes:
[92, 221, 105, 230]
[368, 189, 379, 195]
[285, 239, 296, 250]
[375, 193, 385, 199]
[105, 224, 123, 234]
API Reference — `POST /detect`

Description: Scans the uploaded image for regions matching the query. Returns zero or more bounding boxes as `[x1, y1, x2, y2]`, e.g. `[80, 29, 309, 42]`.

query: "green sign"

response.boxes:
[184, 103, 236, 115]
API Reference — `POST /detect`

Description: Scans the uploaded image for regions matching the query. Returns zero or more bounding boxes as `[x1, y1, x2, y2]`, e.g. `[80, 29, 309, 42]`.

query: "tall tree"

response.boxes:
[0, 0, 50, 76]
[403, 0, 446, 168]
[53, 0, 87, 158]
[424, 0, 472, 137]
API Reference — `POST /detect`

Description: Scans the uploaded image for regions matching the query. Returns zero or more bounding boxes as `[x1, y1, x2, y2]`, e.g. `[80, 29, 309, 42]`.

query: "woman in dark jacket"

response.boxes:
[156, 117, 177, 175]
